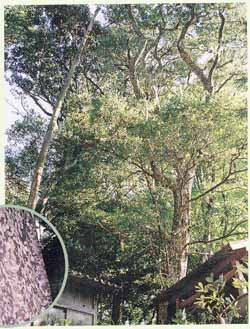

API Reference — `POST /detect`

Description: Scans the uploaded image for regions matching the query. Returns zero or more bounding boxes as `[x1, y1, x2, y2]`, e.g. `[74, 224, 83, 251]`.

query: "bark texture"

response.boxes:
[171, 165, 196, 280]
[0, 207, 51, 325]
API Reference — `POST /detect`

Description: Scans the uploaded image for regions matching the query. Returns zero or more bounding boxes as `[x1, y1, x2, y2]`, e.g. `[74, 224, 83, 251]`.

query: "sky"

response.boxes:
[5, 81, 23, 130]
[5, 79, 47, 144]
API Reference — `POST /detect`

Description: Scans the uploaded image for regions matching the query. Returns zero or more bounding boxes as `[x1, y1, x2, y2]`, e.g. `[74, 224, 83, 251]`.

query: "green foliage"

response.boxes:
[193, 273, 245, 323]
[172, 309, 194, 325]
[5, 3, 247, 324]
[232, 262, 248, 291]
[173, 264, 248, 325]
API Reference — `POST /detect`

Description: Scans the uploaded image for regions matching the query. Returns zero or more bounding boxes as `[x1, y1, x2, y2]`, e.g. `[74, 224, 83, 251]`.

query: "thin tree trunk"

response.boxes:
[201, 201, 212, 262]
[27, 8, 100, 209]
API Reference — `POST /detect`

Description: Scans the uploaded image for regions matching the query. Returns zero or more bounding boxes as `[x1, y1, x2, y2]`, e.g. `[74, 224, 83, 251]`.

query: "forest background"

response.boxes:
[4, 2, 248, 324]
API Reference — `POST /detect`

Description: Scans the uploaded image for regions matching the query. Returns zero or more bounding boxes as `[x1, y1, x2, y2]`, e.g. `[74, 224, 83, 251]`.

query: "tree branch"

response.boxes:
[216, 59, 233, 70]
[127, 5, 145, 39]
[28, 93, 53, 117]
[131, 161, 153, 178]
[83, 71, 104, 95]
[183, 219, 248, 250]
[177, 6, 213, 94]
[191, 167, 247, 202]
[215, 73, 236, 93]
[190, 151, 246, 202]
[208, 11, 225, 83]
[134, 39, 149, 67]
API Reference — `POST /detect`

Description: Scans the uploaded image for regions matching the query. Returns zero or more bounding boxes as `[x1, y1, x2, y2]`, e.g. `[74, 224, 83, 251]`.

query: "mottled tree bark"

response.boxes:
[0, 207, 51, 325]
[171, 165, 196, 280]
[150, 159, 196, 323]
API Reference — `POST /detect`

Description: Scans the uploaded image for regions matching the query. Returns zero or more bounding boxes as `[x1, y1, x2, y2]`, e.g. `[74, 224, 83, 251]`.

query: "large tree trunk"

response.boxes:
[27, 8, 100, 210]
[157, 165, 196, 324]
[171, 165, 196, 280]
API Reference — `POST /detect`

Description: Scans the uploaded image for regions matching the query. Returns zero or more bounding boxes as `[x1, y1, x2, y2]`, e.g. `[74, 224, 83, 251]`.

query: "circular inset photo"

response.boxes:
[0, 205, 68, 326]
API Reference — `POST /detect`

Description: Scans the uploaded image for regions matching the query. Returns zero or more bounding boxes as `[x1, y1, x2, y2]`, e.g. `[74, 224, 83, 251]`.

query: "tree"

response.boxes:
[5, 5, 100, 209]
[5, 3, 247, 324]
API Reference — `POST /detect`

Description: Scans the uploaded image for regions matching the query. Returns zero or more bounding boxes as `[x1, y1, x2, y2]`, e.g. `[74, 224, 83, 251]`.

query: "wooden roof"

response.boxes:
[156, 239, 248, 306]
[69, 271, 122, 293]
